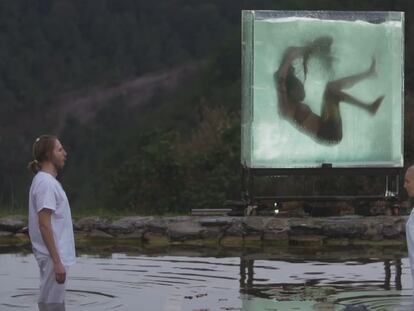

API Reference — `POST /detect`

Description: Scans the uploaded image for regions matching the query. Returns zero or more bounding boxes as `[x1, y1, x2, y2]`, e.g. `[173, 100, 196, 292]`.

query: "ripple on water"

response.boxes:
[1, 288, 120, 310]
[2, 253, 413, 311]
[332, 290, 414, 311]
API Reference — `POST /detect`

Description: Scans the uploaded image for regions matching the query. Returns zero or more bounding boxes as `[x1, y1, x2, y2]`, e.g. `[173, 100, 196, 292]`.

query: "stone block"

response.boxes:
[265, 218, 289, 230]
[243, 217, 265, 232]
[108, 216, 152, 234]
[88, 229, 114, 239]
[145, 218, 167, 233]
[167, 221, 204, 241]
[322, 221, 366, 238]
[198, 217, 233, 227]
[225, 221, 246, 236]
[74, 217, 110, 231]
[382, 225, 401, 239]
[0, 216, 26, 232]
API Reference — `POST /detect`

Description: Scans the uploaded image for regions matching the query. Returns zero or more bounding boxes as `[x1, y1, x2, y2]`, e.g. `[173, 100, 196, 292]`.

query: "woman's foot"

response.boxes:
[369, 95, 384, 114]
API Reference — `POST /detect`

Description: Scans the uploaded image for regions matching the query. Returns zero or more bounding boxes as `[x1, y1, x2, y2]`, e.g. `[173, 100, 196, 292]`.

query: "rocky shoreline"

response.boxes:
[0, 215, 409, 248]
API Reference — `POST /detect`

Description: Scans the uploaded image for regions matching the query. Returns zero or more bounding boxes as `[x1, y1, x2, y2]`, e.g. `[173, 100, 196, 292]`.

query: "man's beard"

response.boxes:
[51, 156, 64, 172]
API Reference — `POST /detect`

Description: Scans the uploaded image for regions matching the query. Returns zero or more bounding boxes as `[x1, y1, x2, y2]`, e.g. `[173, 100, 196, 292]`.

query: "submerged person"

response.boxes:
[27, 135, 75, 311]
[275, 36, 384, 145]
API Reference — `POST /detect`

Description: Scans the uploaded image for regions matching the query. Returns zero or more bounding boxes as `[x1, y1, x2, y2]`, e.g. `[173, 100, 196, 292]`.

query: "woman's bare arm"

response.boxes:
[276, 47, 308, 116]
[277, 47, 305, 80]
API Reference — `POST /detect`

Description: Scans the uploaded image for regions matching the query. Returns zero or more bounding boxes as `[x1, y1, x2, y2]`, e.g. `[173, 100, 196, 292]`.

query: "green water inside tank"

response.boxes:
[242, 15, 403, 168]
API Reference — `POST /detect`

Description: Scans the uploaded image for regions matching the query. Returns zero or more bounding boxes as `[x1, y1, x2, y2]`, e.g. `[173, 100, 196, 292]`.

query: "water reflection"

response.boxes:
[0, 247, 413, 311]
[240, 258, 254, 289]
[238, 256, 410, 311]
[384, 259, 402, 291]
[239, 257, 403, 292]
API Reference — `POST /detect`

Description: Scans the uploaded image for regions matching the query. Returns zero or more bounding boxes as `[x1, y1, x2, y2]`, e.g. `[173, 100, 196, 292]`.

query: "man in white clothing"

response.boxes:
[27, 135, 76, 311]
[405, 165, 414, 285]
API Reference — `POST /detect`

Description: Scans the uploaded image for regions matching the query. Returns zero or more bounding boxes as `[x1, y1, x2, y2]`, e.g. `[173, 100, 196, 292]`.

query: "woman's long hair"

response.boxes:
[303, 36, 334, 81]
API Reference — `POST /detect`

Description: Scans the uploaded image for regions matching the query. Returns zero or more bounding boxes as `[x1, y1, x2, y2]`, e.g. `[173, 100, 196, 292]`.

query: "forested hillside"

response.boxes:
[1, 0, 413, 214]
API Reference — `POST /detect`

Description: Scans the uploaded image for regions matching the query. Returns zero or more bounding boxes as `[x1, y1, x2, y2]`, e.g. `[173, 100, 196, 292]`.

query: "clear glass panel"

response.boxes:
[241, 10, 404, 168]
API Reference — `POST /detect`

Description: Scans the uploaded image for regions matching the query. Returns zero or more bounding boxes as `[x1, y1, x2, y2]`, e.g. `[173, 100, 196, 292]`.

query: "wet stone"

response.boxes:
[243, 216, 265, 232]
[0, 216, 26, 232]
[265, 218, 289, 230]
[289, 225, 322, 236]
[88, 229, 113, 239]
[289, 235, 325, 246]
[145, 218, 167, 233]
[288, 218, 323, 235]
[382, 225, 401, 239]
[108, 216, 152, 233]
[74, 217, 110, 231]
[362, 222, 383, 241]
[225, 221, 246, 237]
[0, 215, 408, 246]
[198, 217, 233, 227]
[200, 226, 224, 240]
[220, 235, 244, 247]
[324, 238, 350, 246]
[0, 231, 13, 237]
[163, 216, 193, 223]
[118, 230, 143, 239]
[143, 232, 169, 245]
[167, 221, 204, 241]
[322, 221, 367, 238]
[173, 239, 211, 247]
[394, 217, 408, 234]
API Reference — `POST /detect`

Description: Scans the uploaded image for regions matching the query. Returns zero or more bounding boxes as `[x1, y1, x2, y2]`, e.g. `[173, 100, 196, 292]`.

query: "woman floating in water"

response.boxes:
[275, 36, 384, 145]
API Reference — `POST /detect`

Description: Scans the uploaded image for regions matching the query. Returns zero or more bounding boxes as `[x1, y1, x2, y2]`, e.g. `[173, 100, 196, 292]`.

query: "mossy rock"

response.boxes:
[220, 236, 244, 247]
[289, 235, 325, 247]
[143, 232, 169, 246]
[324, 238, 350, 247]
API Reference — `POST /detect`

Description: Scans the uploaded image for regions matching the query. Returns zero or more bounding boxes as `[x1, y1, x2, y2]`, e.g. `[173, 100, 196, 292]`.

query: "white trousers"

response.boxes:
[34, 252, 68, 310]
[406, 209, 414, 286]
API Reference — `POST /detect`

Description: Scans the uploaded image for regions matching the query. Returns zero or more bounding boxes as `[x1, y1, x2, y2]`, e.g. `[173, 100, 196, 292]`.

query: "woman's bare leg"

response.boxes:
[317, 64, 384, 144]
[328, 58, 376, 92]
[324, 57, 384, 115]
[335, 90, 384, 114]
[318, 96, 343, 143]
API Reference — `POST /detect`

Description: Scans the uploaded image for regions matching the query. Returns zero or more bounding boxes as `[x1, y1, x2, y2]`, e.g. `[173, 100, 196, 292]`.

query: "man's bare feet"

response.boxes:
[369, 95, 384, 114]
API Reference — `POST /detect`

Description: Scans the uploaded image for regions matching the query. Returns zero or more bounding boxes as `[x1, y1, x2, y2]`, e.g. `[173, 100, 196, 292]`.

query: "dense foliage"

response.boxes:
[1, 0, 414, 214]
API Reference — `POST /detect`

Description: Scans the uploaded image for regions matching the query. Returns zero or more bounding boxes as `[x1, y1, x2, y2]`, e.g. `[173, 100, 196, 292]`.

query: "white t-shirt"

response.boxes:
[28, 171, 76, 266]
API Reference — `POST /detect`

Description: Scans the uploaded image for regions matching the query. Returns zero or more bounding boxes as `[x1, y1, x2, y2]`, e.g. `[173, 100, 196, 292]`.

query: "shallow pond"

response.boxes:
[1, 246, 413, 311]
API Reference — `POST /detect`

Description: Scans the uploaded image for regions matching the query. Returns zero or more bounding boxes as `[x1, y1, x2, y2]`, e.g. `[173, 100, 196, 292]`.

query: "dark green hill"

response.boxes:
[1, 0, 413, 214]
